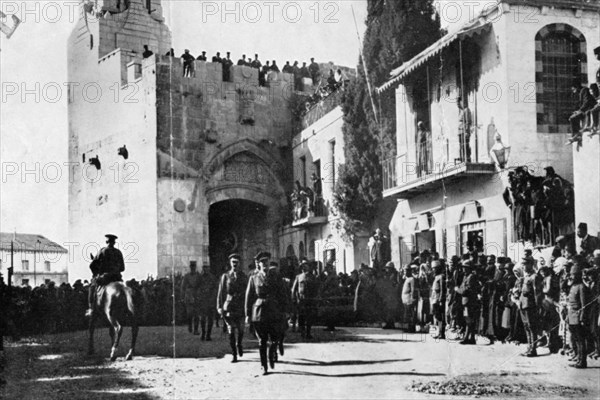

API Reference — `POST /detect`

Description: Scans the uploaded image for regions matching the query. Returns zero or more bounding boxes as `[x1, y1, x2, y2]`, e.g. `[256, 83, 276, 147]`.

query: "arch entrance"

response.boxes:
[208, 199, 271, 275]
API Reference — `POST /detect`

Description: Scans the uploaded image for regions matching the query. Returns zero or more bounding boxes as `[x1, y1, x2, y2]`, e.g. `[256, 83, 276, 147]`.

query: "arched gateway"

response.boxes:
[203, 140, 288, 275]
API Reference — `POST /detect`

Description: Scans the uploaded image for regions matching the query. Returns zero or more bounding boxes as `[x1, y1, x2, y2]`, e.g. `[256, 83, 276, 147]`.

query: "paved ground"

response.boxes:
[1, 326, 599, 399]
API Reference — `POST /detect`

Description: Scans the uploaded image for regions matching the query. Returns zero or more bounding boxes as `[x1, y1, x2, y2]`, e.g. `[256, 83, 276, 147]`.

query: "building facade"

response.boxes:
[379, 0, 599, 265]
[0, 233, 68, 286]
[67, 0, 352, 282]
[279, 86, 369, 275]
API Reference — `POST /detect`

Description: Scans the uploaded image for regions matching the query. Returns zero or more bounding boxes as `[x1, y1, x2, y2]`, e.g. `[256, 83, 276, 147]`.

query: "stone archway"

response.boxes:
[203, 141, 288, 273]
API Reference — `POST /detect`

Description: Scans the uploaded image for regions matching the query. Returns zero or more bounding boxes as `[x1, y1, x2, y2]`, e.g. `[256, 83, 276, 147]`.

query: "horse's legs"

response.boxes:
[107, 314, 122, 361]
[126, 321, 138, 361]
[87, 314, 96, 355]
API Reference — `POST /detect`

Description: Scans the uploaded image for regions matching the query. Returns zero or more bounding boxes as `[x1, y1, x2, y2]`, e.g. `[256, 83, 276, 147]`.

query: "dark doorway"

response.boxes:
[209, 199, 269, 276]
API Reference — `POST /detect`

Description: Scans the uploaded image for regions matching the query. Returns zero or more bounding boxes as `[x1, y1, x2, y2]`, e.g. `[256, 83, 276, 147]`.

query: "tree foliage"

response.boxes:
[333, 0, 441, 237]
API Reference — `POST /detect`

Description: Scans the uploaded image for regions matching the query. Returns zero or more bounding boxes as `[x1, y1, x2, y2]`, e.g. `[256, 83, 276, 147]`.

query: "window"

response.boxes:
[44, 261, 51, 272]
[324, 248, 336, 265]
[461, 221, 485, 254]
[22, 260, 29, 271]
[535, 25, 587, 133]
[299, 156, 307, 187]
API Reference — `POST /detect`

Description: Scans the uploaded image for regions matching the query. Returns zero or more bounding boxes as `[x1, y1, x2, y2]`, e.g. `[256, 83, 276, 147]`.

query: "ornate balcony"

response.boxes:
[292, 197, 328, 227]
[382, 147, 496, 199]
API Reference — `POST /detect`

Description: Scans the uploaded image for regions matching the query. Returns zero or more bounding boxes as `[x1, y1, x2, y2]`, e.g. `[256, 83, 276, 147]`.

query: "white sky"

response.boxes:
[0, 0, 369, 244]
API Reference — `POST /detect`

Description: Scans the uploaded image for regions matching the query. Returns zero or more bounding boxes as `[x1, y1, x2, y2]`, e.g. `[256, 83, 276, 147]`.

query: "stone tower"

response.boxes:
[67, 0, 294, 281]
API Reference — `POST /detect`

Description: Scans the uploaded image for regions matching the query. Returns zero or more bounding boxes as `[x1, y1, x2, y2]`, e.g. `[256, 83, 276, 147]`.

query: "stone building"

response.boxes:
[0, 233, 68, 287]
[67, 0, 350, 281]
[279, 78, 368, 275]
[378, 0, 599, 264]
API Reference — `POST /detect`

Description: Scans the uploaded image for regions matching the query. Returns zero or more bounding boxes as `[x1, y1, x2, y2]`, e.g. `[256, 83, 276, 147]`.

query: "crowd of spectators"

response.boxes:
[156, 46, 326, 90]
[4, 222, 596, 369]
[566, 45, 600, 145]
[354, 221, 600, 368]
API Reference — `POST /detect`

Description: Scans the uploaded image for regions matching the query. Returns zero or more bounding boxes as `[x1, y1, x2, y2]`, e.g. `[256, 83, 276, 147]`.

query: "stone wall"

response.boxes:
[152, 57, 295, 275]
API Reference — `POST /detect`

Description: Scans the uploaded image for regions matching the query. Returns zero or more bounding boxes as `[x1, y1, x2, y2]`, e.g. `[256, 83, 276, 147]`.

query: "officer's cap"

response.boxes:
[105, 234, 118, 241]
[594, 46, 600, 55]
[578, 222, 588, 231]
[384, 261, 395, 270]
[228, 253, 241, 261]
[255, 251, 271, 262]
[190, 260, 197, 267]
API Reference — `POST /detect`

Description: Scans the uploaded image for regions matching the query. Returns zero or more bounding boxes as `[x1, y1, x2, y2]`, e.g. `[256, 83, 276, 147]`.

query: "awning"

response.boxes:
[378, 5, 499, 93]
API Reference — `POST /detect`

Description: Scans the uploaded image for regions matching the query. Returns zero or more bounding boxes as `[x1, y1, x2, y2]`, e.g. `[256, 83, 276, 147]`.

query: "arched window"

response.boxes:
[535, 24, 587, 134]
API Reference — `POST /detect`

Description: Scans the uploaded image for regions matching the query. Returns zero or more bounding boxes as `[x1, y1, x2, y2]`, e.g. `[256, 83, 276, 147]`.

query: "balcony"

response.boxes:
[292, 197, 328, 227]
[383, 140, 496, 199]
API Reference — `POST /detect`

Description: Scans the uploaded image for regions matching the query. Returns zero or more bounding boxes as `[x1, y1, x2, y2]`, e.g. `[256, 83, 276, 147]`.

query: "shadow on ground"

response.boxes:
[2, 337, 158, 400]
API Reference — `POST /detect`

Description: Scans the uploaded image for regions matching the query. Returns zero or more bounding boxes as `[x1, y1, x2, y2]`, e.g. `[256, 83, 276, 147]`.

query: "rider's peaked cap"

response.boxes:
[228, 253, 241, 260]
[255, 251, 271, 261]
[105, 234, 118, 241]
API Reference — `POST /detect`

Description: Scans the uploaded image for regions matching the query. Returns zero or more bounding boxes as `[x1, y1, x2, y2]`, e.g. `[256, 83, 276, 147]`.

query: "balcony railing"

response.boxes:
[382, 136, 496, 198]
[292, 196, 328, 227]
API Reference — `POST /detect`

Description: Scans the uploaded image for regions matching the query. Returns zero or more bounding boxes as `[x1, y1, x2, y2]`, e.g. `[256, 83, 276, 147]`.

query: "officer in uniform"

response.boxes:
[519, 256, 543, 357]
[86, 234, 125, 317]
[455, 260, 479, 344]
[198, 264, 217, 341]
[181, 261, 201, 335]
[245, 251, 289, 375]
[217, 254, 248, 363]
[567, 260, 590, 368]
[291, 260, 319, 339]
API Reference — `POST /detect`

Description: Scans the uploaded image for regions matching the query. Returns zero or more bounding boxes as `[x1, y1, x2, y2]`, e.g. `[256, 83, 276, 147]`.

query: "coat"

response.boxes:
[181, 271, 201, 306]
[217, 270, 248, 319]
[568, 282, 589, 325]
[402, 276, 417, 305]
[245, 269, 288, 323]
[519, 272, 542, 310]
[197, 271, 217, 314]
[291, 272, 319, 307]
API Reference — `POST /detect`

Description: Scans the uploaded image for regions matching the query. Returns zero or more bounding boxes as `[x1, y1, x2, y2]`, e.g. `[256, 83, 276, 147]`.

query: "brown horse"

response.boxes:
[88, 255, 139, 361]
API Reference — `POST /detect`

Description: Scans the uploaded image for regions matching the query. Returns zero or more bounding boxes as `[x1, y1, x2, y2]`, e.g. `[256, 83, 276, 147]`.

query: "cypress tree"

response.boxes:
[333, 0, 441, 238]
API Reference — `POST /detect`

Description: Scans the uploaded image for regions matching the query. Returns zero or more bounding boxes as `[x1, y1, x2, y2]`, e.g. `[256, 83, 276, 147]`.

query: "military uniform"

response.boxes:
[197, 267, 217, 340]
[401, 272, 418, 333]
[519, 265, 543, 356]
[431, 267, 446, 339]
[568, 265, 590, 368]
[291, 268, 319, 338]
[217, 256, 247, 362]
[87, 234, 125, 316]
[181, 263, 201, 334]
[245, 253, 289, 375]
[455, 262, 479, 344]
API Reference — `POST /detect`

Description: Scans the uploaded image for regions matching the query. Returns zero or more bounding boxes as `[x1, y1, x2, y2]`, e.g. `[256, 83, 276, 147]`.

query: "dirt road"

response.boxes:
[1, 326, 598, 399]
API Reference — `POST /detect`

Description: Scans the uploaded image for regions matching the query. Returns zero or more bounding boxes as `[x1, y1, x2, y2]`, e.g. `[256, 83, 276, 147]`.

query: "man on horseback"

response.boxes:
[86, 234, 125, 317]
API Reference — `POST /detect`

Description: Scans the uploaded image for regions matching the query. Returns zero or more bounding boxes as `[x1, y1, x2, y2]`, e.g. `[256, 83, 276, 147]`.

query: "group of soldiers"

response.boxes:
[181, 252, 343, 375]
